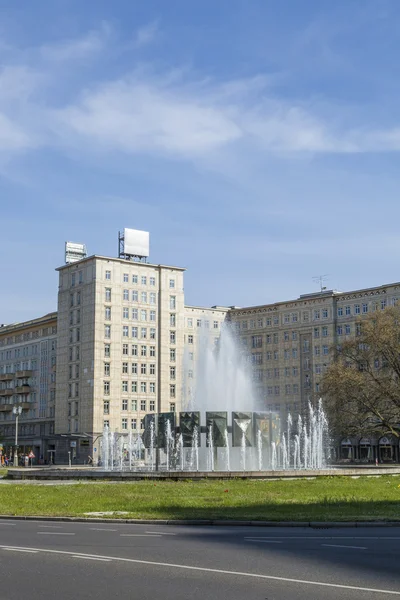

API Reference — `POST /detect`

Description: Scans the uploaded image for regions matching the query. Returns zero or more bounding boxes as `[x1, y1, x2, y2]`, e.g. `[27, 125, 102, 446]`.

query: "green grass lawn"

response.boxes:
[1, 475, 400, 521]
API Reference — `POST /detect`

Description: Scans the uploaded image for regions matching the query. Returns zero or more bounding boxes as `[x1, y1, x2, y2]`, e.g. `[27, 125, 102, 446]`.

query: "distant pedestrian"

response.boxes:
[375, 457, 379, 467]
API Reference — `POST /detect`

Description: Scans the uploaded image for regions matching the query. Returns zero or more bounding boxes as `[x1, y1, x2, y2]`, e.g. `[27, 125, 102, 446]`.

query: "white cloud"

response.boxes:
[0, 113, 33, 151]
[40, 23, 111, 62]
[134, 21, 159, 48]
[57, 77, 242, 157]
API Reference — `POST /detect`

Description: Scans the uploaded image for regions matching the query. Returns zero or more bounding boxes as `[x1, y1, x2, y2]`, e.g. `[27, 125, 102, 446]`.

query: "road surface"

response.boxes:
[1, 520, 399, 599]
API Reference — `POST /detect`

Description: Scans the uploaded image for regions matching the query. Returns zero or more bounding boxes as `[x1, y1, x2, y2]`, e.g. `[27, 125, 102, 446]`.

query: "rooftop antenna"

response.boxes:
[312, 274, 329, 292]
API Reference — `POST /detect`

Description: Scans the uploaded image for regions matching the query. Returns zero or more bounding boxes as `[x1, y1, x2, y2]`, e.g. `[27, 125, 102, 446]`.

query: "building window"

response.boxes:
[140, 345, 147, 357]
[150, 276, 156, 286]
[170, 403, 176, 412]
[170, 348, 176, 361]
[122, 343, 128, 355]
[123, 273, 128, 282]
[105, 325, 111, 339]
[122, 381, 128, 392]
[187, 335, 193, 344]
[362, 303, 368, 314]
[150, 328, 156, 339]
[105, 288, 111, 302]
[252, 336, 262, 349]
[354, 304, 360, 315]
[123, 289, 129, 301]
[104, 381, 110, 395]
[170, 331, 176, 344]
[337, 326, 343, 335]
[123, 308, 129, 319]
[140, 310, 147, 321]
[150, 346, 156, 357]
[322, 326, 328, 337]
[141, 382, 147, 393]
[345, 324, 351, 335]
[104, 344, 110, 357]
[141, 276, 147, 285]
[131, 382, 137, 394]
[104, 363, 110, 376]
[141, 364, 147, 375]
[187, 318, 193, 328]
[345, 306, 351, 315]
[322, 345, 329, 355]
[132, 344, 138, 356]
[141, 399, 146, 411]
[314, 310, 320, 320]
[132, 274, 138, 284]
[381, 299, 387, 310]
[132, 290, 138, 302]
[314, 328, 320, 338]
[105, 270, 111, 280]
[322, 309, 328, 319]
[170, 296, 176, 310]
[105, 307, 112, 320]
[170, 366, 176, 380]
[132, 327, 138, 338]
[314, 345, 320, 355]
[292, 348, 297, 358]
[170, 384, 176, 398]
[71, 273, 76, 287]
[122, 418, 128, 430]
[123, 326, 129, 337]
[103, 400, 109, 414]
[122, 399, 128, 411]
[170, 314, 176, 327]
[131, 419, 137, 430]
[141, 291, 147, 303]
[132, 363, 138, 375]
[122, 362, 128, 374]
[150, 363, 156, 375]
[337, 307, 343, 317]
[141, 328, 147, 339]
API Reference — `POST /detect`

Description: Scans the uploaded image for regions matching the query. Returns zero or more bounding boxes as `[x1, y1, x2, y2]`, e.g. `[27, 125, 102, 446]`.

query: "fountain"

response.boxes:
[99, 324, 330, 473]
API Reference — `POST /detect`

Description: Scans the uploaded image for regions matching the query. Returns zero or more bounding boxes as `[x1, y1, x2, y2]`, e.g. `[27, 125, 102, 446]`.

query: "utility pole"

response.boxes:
[12, 405, 22, 467]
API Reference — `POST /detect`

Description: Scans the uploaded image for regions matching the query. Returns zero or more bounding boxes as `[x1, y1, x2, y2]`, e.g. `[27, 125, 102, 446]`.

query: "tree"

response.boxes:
[321, 305, 400, 439]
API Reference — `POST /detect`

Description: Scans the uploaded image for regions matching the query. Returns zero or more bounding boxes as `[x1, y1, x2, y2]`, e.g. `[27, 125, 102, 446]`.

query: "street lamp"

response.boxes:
[12, 406, 22, 467]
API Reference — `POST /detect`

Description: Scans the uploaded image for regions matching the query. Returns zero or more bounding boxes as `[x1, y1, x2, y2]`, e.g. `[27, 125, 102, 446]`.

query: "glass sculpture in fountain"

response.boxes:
[100, 324, 330, 471]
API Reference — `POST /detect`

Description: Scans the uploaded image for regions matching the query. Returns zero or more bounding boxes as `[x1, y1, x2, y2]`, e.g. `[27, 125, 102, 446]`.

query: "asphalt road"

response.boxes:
[1, 520, 400, 599]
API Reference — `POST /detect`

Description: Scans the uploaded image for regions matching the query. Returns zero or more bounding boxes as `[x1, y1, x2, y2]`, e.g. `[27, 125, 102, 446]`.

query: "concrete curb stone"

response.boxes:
[1, 514, 400, 527]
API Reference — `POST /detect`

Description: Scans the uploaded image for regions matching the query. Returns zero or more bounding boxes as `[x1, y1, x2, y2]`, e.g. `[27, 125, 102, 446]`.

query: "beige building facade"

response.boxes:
[0, 313, 57, 463]
[228, 283, 400, 418]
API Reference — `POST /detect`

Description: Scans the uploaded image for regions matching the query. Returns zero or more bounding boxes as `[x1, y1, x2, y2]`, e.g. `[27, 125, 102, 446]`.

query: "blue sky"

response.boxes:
[2, 0, 400, 323]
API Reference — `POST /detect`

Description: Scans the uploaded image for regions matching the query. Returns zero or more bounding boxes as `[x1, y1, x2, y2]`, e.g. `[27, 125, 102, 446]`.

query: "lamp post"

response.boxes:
[12, 406, 22, 467]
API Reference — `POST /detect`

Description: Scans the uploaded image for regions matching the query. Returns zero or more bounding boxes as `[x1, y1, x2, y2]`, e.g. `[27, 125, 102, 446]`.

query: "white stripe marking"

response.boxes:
[90, 528, 118, 532]
[38, 525, 63, 529]
[243, 536, 400, 540]
[120, 534, 162, 537]
[4, 548, 38, 553]
[73, 556, 111, 562]
[245, 539, 282, 544]
[37, 532, 75, 536]
[0, 523, 16, 526]
[0, 544, 398, 596]
[322, 544, 367, 550]
[145, 531, 177, 536]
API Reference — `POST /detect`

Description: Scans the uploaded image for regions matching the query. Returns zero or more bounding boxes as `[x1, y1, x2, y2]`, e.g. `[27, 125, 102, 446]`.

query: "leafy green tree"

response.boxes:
[321, 305, 400, 439]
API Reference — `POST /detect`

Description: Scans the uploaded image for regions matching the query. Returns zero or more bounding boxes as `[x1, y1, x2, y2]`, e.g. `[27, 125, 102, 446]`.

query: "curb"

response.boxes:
[0, 514, 399, 527]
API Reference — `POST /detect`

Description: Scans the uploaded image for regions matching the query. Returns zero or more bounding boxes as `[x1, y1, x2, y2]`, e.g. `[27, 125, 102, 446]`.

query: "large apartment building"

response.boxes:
[228, 283, 400, 418]
[53, 255, 228, 462]
[0, 313, 57, 462]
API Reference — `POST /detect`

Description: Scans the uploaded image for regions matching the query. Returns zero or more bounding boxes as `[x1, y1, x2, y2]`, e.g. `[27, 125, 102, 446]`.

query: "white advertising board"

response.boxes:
[123, 229, 149, 257]
[65, 242, 87, 264]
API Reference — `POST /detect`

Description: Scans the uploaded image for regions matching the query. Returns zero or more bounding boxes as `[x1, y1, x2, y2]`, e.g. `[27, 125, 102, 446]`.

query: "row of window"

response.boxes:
[104, 399, 156, 413]
[117, 289, 157, 303]
[186, 318, 220, 329]
[105, 408, 176, 431]
[119, 309, 157, 322]
[106, 272, 157, 286]
[266, 384, 300, 396]
[104, 381, 176, 397]
[104, 326, 156, 340]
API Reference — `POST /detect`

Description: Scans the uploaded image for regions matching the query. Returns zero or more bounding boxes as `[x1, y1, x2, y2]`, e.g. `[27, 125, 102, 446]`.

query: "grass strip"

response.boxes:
[0, 476, 400, 521]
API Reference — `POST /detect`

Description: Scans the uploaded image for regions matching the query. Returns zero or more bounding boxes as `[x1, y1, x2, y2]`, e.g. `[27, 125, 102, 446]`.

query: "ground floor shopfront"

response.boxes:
[1, 436, 56, 466]
[339, 435, 400, 464]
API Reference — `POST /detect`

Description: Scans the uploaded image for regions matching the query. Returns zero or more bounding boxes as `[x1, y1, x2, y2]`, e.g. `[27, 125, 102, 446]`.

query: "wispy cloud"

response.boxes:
[134, 21, 159, 48]
[40, 23, 112, 62]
